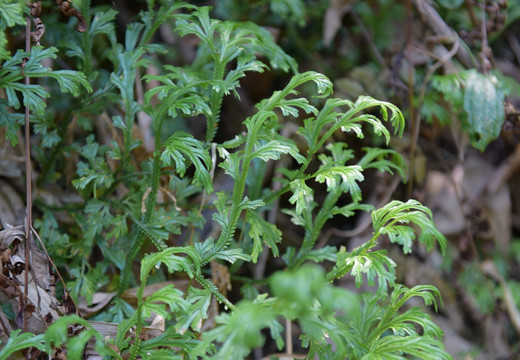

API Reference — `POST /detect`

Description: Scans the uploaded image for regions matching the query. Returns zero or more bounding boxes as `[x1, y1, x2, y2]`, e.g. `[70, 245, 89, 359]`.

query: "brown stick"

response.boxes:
[481, 143, 520, 197]
[31, 228, 81, 316]
[23, 15, 32, 333]
[412, 0, 475, 68]
[405, 0, 416, 198]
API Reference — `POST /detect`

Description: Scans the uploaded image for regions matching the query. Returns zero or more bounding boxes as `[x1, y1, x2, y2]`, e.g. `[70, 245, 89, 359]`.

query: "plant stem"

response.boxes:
[23, 15, 32, 333]
[80, 0, 92, 78]
[206, 59, 226, 142]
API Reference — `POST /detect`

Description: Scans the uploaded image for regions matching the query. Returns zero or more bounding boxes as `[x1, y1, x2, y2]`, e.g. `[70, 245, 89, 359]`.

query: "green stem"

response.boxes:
[213, 81, 306, 253]
[80, 0, 92, 78]
[128, 272, 148, 360]
[205, 59, 226, 142]
[290, 190, 343, 268]
[214, 124, 259, 252]
[119, 153, 162, 291]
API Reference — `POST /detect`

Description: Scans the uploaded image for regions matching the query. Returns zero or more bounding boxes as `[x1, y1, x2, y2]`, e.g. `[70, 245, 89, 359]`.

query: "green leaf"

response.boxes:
[383, 225, 416, 254]
[250, 139, 305, 163]
[372, 200, 447, 255]
[0, 330, 45, 359]
[141, 247, 199, 282]
[175, 7, 219, 48]
[345, 250, 397, 290]
[364, 335, 451, 360]
[358, 147, 406, 180]
[314, 165, 364, 199]
[125, 22, 145, 51]
[47, 70, 92, 96]
[44, 315, 121, 360]
[225, 57, 267, 94]
[0, 32, 9, 61]
[246, 210, 282, 262]
[463, 70, 505, 151]
[177, 287, 213, 333]
[293, 246, 338, 264]
[129, 214, 168, 251]
[362, 285, 448, 359]
[344, 96, 405, 141]
[68, 262, 108, 305]
[270, 0, 306, 26]
[139, 327, 198, 356]
[89, 9, 118, 40]
[161, 131, 213, 192]
[197, 300, 281, 359]
[0, 101, 24, 145]
[0, 1, 25, 30]
[288, 179, 313, 215]
[5, 82, 48, 115]
[278, 97, 317, 117]
[298, 98, 353, 149]
[213, 247, 252, 264]
[0, 46, 91, 117]
[333, 202, 375, 218]
[141, 284, 187, 320]
[219, 152, 242, 181]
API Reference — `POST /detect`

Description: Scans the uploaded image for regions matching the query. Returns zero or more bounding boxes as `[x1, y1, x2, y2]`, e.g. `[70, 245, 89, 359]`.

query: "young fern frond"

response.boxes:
[0, 47, 91, 145]
[214, 71, 333, 257]
[175, 6, 297, 141]
[372, 199, 448, 254]
[0, 330, 45, 359]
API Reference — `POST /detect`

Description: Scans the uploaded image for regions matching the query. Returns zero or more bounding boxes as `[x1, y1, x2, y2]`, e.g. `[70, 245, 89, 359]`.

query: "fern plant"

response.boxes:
[0, 1, 451, 359]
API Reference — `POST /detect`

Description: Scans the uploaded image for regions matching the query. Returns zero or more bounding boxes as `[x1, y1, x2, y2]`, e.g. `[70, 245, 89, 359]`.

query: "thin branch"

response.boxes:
[350, 9, 385, 67]
[23, 14, 32, 333]
[405, 0, 415, 198]
[286, 318, 293, 355]
[31, 228, 81, 316]
[0, 307, 10, 338]
[413, 0, 475, 68]
[479, 0, 490, 74]
[408, 37, 459, 196]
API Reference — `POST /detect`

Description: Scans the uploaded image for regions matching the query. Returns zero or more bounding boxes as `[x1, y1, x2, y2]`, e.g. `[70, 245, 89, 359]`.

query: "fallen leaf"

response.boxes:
[211, 260, 231, 296]
[0, 226, 25, 250]
[322, 0, 354, 46]
[0, 129, 25, 178]
[78, 291, 117, 318]
[425, 154, 511, 251]
[0, 180, 24, 229]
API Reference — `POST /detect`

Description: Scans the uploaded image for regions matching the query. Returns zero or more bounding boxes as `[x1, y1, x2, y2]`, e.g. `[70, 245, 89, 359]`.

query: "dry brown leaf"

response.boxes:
[0, 128, 25, 178]
[211, 261, 231, 296]
[9, 272, 63, 334]
[24, 243, 53, 291]
[0, 180, 24, 229]
[425, 155, 511, 251]
[0, 226, 25, 250]
[0, 227, 66, 334]
[322, 0, 354, 46]
[425, 170, 465, 235]
[78, 291, 117, 318]
[149, 313, 165, 331]
[37, 185, 83, 225]
[481, 260, 520, 336]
